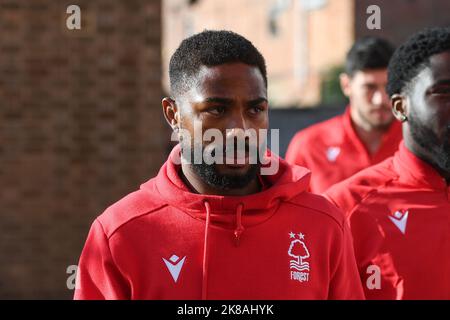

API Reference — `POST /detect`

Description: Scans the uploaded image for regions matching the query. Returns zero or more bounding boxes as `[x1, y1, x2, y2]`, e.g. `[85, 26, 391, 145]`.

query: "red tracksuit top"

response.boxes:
[325, 142, 450, 299]
[74, 145, 364, 300]
[285, 107, 402, 193]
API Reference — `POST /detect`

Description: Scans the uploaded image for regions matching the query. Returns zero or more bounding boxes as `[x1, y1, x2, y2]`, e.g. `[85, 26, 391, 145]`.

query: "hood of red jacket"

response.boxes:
[141, 144, 311, 299]
[140, 144, 311, 229]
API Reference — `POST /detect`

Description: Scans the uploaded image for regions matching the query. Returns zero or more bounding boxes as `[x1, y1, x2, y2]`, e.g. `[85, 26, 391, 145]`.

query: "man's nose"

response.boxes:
[226, 126, 248, 142]
[227, 110, 248, 131]
[372, 89, 389, 106]
[225, 111, 250, 144]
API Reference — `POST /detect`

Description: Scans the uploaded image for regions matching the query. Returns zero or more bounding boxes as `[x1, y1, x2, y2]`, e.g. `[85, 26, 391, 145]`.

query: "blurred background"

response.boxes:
[0, 0, 448, 299]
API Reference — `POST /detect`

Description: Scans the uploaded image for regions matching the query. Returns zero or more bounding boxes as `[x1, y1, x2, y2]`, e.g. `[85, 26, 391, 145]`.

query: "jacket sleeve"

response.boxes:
[328, 220, 365, 300]
[74, 219, 130, 300]
[285, 133, 308, 167]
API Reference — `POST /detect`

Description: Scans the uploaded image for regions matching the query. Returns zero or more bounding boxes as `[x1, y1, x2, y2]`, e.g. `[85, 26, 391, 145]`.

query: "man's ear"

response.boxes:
[339, 73, 352, 97]
[162, 97, 180, 131]
[391, 94, 408, 122]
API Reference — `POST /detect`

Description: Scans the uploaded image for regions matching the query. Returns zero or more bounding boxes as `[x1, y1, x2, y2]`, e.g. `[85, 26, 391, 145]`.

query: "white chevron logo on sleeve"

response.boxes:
[388, 210, 409, 234]
[326, 146, 341, 162]
[163, 254, 186, 283]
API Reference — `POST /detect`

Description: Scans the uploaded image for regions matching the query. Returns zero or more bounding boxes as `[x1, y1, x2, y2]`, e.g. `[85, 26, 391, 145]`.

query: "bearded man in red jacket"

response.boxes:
[74, 30, 363, 300]
[325, 27, 450, 299]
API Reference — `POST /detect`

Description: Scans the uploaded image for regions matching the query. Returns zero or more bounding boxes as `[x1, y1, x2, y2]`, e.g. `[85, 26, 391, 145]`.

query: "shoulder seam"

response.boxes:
[285, 199, 344, 232]
[104, 203, 168, 240]
[347, 176, 398, 219]
[295, 115, 342, 138]
[96, 219, 119, 262]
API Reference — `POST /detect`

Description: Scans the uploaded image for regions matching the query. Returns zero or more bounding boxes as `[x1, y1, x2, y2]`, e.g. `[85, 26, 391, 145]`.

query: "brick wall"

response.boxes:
[0, 0, 168, 299]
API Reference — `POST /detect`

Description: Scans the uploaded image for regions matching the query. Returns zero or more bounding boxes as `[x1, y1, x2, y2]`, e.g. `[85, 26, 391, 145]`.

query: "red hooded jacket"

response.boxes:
[325, 142, 450, 299]
[74, 145, 364, 299]
[286, 107, 402, 193]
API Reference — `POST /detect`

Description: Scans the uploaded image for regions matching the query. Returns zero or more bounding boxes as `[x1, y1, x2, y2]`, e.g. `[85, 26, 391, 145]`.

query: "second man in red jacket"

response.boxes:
[286, 37, 402, 193]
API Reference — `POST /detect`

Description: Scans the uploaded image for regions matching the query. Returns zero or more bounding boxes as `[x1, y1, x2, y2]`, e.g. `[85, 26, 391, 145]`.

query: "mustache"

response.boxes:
[209, 144, 260, 157]
[186, 142, 262, 155]
[225, 140, 262, 154]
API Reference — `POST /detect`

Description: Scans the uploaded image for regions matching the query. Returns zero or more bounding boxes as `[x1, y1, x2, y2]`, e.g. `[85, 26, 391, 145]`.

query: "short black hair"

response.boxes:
[387, 27, 450, 97]
[345, 36, 395, 76]
[169, 30, 267, 97]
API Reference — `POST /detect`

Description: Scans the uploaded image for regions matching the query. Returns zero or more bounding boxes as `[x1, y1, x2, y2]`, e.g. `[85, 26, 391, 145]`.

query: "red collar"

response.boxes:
[393, 142, 447, 191]
[149, 144, 311, 213]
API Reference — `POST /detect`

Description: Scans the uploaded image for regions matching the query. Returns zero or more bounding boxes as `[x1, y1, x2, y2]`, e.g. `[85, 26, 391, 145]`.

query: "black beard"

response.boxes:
[191, 162, 260, 190]
[180, 142, 262, 190]
[408, 114, 450, 172]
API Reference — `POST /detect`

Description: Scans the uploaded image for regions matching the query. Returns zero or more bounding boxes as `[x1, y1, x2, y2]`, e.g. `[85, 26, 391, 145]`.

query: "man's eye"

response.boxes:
[249, 106, 264, 114]
[363, 84, 377, 91]
[207, 106, 226, 115]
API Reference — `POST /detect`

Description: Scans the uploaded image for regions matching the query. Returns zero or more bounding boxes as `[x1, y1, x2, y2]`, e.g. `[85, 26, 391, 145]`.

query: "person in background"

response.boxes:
[286, 37, 401, 193]
[325, 27, 450, 299]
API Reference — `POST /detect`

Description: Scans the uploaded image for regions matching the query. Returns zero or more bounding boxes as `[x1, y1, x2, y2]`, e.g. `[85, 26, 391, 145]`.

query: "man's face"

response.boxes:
[176, 63, 269, 190]
[342, 69, 393, 129]
[406, 51, 450, 172]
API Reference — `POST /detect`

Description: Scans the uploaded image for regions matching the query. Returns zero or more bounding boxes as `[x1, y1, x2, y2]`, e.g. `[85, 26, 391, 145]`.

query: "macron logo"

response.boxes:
[163, 254, 186, 283]
[326, 146, 341, 162]
[388, 210, 409, 234]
